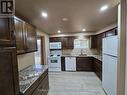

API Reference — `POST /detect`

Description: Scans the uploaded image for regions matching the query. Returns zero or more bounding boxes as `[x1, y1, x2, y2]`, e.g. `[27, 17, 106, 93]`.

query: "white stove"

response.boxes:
[48, 50, 62, 71]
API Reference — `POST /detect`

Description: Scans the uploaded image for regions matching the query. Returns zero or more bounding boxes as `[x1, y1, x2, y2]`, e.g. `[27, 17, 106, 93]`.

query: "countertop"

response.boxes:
[19, 64, 48, 94]
[61, 55, 102, 61]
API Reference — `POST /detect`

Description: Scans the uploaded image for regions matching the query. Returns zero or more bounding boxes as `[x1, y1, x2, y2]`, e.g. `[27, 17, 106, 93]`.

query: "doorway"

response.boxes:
[35, 36, 44, 65]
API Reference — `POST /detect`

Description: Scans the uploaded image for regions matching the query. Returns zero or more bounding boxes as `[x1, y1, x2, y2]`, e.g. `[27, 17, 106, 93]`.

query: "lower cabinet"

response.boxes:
[76, 57, 93, 71]
[61, 56, 102, 80]
[0, 47, 20, 95]
[32, 74, 49, 95]
[93, 58, 102, 80]
[61, 57, 65, 71]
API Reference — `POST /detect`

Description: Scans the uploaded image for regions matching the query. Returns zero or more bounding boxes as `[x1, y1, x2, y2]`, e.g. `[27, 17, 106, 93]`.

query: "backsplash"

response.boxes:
[62, 48, 100, 56]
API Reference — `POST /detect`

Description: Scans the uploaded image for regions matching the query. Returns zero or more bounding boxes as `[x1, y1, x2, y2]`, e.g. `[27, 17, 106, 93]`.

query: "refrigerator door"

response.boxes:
[108, 56, 117, 95]
[102, 54, 110, 94]
[107, 36, 118, 56]
[102, 38, 108, 54]
[102, 54, 117, 95]
[103, 36, 118, 56]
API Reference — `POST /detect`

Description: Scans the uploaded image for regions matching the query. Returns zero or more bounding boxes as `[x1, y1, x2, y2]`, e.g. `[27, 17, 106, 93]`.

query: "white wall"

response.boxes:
[18, 53, 35, 71]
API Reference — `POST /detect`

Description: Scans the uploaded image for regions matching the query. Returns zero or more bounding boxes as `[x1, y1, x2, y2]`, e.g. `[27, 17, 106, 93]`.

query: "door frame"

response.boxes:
[36, 36, 45, 65]
[117, 1, 126, 95]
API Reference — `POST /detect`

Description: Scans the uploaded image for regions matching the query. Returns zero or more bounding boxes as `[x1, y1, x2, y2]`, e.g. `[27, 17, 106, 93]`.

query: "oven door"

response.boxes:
[48, 57, 61, 68]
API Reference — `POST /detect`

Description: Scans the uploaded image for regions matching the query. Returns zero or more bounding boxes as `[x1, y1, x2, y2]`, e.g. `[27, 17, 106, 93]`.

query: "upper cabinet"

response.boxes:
[24, 23, 37, 52]
[105, 28, 117, 37]
[14, 18, 26, 54]
[0, 17, 37, 54]
[0, 18, 15, 47]
[91, 27, 117, 50]
[14, 17, 37, 54]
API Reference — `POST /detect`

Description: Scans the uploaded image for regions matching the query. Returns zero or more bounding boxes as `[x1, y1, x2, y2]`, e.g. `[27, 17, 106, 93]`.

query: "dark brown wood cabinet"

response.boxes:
[96, 33, 105, 50]
[0, 18, 15, 47]
[91, 28, 117, 50]
[32, 74, 49, 95]
[0, 47, 20, 95]
[14, 18, 26, 54]
[93, 58, 102, 80]
[76, 57, 93, 71]
[105, 28, 117, 37]
[91, 35, 97, 49]
[61, 57, 65, 71]
[25, 23, 37, 52]
[14, 17, 37, 54]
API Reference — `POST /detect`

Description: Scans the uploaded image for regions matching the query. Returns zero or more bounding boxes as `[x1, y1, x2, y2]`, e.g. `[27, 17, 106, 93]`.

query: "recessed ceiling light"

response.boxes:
[62, 18, 68, 21]
[100, 5, 108, 11]
[41, 12, 48, 18]
[58, 30, 61, 33]
[82, 28, 86, 31]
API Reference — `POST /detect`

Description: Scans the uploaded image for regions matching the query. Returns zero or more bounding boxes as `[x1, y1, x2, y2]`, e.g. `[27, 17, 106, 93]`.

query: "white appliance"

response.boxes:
[65, 57, 76, 71]
[48, 50, 62, 71]
[50, 42, 62, 49]
[102, 35, 118, 95]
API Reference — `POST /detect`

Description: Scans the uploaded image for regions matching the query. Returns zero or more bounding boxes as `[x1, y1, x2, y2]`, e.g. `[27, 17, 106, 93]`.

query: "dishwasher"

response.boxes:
[65, 57, 76, 71]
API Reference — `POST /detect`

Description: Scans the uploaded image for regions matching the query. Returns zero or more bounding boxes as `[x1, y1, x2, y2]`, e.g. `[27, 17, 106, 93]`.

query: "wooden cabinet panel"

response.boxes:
[32, 72, 49, 95]
[67, 37, 74, 49]
[61, 37, 67, 49]
[0, 18, 15, 47]
[61, 57, 65, 71]
[105, 28, 117, 37]
[14, 18, 26, 54]
[25, 23, 37, 52]
[93, 58, 102, 80]
[76, 57, 93, 71]
[91, 35, 97, 49]
[0, 47, 19, 95]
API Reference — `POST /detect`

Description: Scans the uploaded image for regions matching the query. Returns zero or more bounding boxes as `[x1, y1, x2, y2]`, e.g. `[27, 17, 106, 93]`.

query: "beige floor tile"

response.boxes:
[48, 72, 106, 95]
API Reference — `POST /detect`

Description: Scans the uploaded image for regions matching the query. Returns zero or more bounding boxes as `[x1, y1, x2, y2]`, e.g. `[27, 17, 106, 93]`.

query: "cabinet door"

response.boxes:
[14, 18, 26, 54]
[25, 23, 37, 52]
[32, 74, 49, 95]
[0, 18, 15, 47]
[67, 37, 74, 49]
[76, 57, 93, 71]
[93, 58, 102, 80]
[0, 48, 19, 95]
[91, 35, 97, 49]
[61, 37, 67, 49]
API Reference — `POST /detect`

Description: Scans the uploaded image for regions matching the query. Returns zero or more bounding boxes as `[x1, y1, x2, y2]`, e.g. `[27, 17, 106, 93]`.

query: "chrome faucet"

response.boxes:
[81, 49, 83, 55]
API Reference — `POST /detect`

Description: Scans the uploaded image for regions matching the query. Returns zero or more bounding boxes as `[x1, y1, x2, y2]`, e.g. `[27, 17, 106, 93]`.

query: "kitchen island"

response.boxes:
[19, 64, 49, 95]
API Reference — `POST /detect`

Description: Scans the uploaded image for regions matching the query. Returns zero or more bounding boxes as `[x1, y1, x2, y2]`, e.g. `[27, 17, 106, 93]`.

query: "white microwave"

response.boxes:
[50, 42, 62, 49]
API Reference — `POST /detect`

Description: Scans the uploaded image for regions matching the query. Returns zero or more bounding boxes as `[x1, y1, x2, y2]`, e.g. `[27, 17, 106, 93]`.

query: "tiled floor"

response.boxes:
[48, 72, 106, 95]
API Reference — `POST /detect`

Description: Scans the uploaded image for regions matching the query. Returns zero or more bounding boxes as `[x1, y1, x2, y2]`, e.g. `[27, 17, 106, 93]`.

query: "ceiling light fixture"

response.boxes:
[62, 18, 68, 21]
[58, 30, 61, 33]
[41, 12, 48, 18]
[82, 28, 86, 31]
[100, 5, 108, 11]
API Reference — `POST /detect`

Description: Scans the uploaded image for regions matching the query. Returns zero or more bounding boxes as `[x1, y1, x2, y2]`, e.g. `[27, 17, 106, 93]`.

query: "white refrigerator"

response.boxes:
[102, 35, 118, 95]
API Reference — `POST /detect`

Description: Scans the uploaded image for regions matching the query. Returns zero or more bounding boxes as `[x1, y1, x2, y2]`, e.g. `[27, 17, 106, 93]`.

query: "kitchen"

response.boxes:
[0, 0, 126, 95]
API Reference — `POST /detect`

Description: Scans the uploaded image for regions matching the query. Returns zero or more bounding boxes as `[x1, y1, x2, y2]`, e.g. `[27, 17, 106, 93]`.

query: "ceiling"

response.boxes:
[15, 0, 119, 35]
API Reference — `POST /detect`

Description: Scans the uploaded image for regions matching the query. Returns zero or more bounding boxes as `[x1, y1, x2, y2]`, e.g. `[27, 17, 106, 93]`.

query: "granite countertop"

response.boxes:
[19, 64, 48, 94]
[62, 55, 102, 61]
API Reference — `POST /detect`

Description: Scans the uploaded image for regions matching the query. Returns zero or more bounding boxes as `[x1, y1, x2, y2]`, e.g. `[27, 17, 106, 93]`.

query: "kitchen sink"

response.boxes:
[78, 54, 87, 57]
